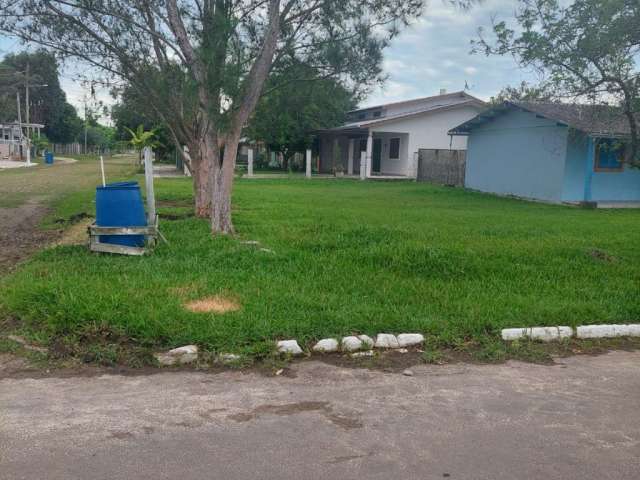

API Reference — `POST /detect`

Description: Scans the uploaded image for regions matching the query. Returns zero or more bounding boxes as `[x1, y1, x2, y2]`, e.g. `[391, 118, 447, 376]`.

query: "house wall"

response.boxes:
[562, 131, 640, 202]
[370, 105, 481, 175]
[464, 109, 568, 202]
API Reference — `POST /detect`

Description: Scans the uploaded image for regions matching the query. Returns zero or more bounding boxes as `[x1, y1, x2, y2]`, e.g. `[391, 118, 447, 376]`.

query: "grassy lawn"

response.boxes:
[2, 176, 640, 363]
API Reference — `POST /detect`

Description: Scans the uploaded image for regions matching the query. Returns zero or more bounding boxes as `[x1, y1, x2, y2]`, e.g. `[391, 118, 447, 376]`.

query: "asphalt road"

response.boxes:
[2, 351, 639, 479]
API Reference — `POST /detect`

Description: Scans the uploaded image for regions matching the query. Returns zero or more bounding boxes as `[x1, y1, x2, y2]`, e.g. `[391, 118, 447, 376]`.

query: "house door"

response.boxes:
[372, 138, 382, 173]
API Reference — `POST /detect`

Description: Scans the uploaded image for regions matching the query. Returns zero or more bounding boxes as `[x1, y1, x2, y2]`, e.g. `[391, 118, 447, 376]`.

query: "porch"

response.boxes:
[316, 127, 417, 179]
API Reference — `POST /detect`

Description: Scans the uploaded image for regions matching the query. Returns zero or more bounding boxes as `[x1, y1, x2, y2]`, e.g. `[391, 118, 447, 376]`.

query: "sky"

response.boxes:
[0, 0, 539, 120]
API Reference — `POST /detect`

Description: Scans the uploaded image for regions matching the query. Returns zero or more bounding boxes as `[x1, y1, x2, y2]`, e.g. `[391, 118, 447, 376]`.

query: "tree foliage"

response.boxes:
[246, 63, 357, 165]
[0, 50, 83, 143]
[0, 0, 425, 233]
[475, 0, 640, 163]
[490, 81, 553, 104]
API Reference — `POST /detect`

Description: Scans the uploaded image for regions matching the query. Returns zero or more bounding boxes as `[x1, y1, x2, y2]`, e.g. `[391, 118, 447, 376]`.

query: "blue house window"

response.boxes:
[594, 138, 625, 171]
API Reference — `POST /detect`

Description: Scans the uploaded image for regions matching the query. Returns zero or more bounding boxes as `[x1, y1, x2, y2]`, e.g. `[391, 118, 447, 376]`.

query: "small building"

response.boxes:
[316, 91, 485, 178]
[0, 121, 44, 162]
[449, 101, 640, 206]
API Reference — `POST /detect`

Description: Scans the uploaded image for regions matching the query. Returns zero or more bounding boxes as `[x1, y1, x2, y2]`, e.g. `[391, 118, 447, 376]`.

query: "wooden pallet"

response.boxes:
[89, 215, 159, 256]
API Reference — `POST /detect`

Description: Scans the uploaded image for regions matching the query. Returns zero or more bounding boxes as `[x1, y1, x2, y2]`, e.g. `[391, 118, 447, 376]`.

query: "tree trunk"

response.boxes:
[190, 137, 214, 218]
[211, 134, 239, 234]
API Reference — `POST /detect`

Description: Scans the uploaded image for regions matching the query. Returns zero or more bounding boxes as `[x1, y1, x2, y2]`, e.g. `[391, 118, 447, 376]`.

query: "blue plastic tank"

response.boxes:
[95, 181, 147, 247]
[44, 152, 54, 164]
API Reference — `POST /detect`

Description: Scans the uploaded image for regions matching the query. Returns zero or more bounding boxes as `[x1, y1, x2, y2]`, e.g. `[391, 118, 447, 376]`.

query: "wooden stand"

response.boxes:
[89, 215, 159, 256]
[89, 147, 163, 256]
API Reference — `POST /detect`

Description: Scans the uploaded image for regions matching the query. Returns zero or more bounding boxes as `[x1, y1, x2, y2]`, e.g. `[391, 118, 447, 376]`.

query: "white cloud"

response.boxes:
[463, 66, 478, 75]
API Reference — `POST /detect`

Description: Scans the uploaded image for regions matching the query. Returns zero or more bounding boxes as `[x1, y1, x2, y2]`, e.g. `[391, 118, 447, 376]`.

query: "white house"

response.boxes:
[316, 91, 485, 178]
[0, 121, 44, 162]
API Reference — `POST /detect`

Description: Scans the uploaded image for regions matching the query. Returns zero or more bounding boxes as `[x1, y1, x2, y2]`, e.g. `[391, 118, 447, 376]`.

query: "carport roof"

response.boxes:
[449, 101, 634, 138]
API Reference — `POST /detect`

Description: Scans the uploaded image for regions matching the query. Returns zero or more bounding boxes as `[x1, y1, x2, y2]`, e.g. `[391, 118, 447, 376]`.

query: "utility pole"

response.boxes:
[16, 90, 29, 164]
[84, 96, 88, 155]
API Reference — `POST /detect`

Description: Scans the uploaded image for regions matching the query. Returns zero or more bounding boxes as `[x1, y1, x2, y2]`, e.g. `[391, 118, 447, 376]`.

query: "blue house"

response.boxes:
[449, 101, 640, 206]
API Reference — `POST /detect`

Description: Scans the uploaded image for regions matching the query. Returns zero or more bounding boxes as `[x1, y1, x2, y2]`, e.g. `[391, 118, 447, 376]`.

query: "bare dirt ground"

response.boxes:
[0, 155, 135, 274]
[0, 199, 57, 274]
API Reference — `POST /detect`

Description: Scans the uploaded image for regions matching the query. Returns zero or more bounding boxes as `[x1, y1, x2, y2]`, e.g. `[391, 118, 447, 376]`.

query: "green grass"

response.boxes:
[2, 177, 640, 359]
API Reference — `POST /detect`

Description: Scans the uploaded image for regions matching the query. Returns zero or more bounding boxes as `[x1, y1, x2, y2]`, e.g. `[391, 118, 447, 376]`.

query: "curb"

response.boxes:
[501, 324, 640, 341]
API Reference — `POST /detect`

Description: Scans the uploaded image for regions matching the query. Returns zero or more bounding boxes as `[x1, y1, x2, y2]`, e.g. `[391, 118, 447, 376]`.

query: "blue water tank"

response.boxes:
[95, 181, 147, 247]
[44, 152, 54, 164]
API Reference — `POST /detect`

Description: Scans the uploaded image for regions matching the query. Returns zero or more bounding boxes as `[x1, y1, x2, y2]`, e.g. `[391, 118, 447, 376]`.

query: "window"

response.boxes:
[389, 138, 400, 160]
[373, 110, 382, 118]
[595, 138, 625, 171]
[357, 112, 366, 120]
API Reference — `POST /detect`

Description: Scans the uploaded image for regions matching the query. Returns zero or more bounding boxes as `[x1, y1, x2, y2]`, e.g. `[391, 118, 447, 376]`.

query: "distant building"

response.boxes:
[0, 121, 44, 161]
[315, 91, 485, 178]
[449, 101, 640, 206]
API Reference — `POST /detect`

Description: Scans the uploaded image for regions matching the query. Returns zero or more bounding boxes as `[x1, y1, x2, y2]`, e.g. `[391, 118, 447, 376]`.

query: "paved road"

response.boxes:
[2, 351, 639, 479]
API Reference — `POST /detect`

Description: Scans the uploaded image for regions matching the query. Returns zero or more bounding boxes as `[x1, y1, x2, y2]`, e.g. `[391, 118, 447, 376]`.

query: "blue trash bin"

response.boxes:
[95, 181, 147, 247]
[44, 152, 54, 164]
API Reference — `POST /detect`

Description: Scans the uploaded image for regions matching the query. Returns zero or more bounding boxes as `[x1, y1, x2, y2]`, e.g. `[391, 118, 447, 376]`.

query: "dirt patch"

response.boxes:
[227, 401, 362, 430]
[184, 295, 241, 314]
[589, 248, 617, 262]
[54, 218, 94, 246]
[0, 201, 63, 275]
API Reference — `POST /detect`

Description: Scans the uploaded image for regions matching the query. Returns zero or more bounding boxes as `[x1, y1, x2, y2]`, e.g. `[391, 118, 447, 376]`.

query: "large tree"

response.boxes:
[247, 63, 357, 169]
[475, 0, 640, 164]
[0, 0, 424, 234]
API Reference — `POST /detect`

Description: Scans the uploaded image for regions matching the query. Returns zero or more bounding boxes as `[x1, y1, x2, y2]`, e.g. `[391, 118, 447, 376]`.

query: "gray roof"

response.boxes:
[449, 101, 633, 137]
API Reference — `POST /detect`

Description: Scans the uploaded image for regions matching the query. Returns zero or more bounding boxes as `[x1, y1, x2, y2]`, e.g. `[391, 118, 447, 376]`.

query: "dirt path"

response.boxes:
[0, 155, 136, 275]
[0, 200, 59, 274]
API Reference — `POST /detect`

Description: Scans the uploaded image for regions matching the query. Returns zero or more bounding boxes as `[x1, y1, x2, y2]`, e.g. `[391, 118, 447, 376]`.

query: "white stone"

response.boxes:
[397, 333, 425, 347]
[341, 336, 363, 352]
[358, 335, 374, 349]
[501, 327, 573, 342]
[313, 338, 339, 353]
[397, 348, 409, 353]
[155, 345, 198, 366]
[350, 350, 374, 358]
[576, 324, 640, 339]
[277, 340, 303, 355]
[218, 353, 241, 363]
[374, 333, 400, 349]
[402, 369, 414, 376]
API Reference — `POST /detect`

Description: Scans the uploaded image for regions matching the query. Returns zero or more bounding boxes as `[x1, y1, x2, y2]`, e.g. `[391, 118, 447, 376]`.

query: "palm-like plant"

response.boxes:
[125, 124, 161, 164]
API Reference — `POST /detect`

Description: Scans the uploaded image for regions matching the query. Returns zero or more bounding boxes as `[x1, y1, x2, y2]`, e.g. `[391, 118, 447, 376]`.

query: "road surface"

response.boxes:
[1, 351, 639, 479]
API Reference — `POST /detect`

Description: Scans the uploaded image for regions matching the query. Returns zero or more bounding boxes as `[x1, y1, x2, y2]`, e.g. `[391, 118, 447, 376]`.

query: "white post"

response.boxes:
[99, 155, 106, 186]
[359, 151, 366, 180]
[305, 149, 312, 178]
[247, 148, 254, 177]
[347, 139, 354, 175]
[143, 147, 156, 226]
[25, 139, 31, 166]
[183, 146, 192, 177]
[365, 131, 373, 178]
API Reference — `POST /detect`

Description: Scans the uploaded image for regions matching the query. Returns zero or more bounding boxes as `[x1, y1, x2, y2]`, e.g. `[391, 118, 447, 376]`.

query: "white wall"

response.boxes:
[370, 105, 482, 175]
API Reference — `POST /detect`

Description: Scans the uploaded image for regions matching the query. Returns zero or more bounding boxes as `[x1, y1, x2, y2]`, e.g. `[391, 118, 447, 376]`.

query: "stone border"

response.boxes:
[501, 324, 640, 342]
[277, 333, 425, 356]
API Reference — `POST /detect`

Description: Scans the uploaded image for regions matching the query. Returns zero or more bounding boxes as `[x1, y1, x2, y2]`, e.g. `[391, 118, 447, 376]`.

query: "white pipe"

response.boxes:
[100, 155, 106, 187]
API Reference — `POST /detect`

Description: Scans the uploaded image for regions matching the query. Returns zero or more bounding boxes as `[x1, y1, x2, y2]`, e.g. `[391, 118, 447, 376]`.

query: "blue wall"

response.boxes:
[561, 132, 589, 202]
[562, 131, 640, 202]
[465, 110, 568, 202]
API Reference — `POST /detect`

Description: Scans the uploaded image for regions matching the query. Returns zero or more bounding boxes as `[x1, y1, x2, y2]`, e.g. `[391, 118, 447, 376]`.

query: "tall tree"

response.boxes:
[247, 63, 357, 168]
[490, 81, 553, 104]
[475, 0, 640, 164]
[1, 50, 82, 143]
[0, 0, 424, 234]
